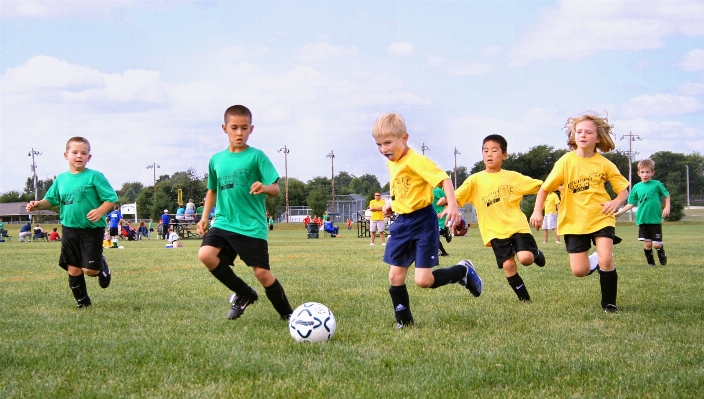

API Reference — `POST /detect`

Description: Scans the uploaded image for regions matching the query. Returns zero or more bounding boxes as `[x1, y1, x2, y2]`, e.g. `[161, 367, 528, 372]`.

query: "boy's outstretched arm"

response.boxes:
[613, 203, 634, 218]
[87, 202, 116, 222]
[530, 188, 549, 230]
[437, 178, 460, 227]
[197, 189, 217, 235]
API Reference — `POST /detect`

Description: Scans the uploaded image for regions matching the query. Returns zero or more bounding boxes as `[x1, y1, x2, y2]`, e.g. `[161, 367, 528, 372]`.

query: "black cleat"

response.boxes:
[98, 255, 111, 289]
[227, 288, 259, 320]
[394, 319, 414, 329]
[603, 304, 618, 314]
[443, 228, 453, 243]
[534, 249, 546, 267]
[76, 297, 92, 309]
[657, 249, 667, 265]
[280, 313, 291, 322]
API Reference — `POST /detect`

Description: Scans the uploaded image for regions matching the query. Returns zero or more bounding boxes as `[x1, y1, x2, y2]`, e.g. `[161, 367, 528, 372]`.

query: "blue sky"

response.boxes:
[1, 0, 703, 194]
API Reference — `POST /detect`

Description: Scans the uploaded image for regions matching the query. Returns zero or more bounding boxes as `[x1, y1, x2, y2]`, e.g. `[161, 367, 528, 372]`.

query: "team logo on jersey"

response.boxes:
[567, 173, 605, 194]
[391, 177, 411, 199]
[219, 169, 252, 191]
[481, 185, 513, 207]
[61, 186, 87, 205]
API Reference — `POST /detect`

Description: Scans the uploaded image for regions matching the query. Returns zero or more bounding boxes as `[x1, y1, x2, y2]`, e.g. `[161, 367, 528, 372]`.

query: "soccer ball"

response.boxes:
[289, 302, 337, 343]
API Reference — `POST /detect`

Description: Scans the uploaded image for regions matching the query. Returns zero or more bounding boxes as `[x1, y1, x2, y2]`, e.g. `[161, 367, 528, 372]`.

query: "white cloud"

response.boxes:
[0, 0, 137, 18]
[675, 82, 704, 96]
[439, 62, 495, 76]
[614, 118, 704, 154]
[427, 55, 446, 66]
[511, 0, 704, 64]
[680, 49, 704, 71]
[481, 46, 502, 58]
[298, 42, 359, 62]
[620, 94, 704, 118]
[387, 42, 415, 56]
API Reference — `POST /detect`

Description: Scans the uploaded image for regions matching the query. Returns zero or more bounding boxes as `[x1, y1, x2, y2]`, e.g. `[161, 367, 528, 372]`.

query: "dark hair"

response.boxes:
[224, 105, 252, 124]
[483, 134, 507, 153]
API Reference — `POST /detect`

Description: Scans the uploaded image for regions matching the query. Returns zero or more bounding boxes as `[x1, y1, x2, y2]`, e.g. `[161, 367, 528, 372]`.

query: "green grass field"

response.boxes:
[1, 222, 703, 398]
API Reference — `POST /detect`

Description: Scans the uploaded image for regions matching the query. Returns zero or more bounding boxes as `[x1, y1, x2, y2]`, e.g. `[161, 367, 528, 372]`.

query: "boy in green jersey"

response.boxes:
[614, 159, 670, 266]
[26, 137, 118, 308]
[196, 105, 293, 321]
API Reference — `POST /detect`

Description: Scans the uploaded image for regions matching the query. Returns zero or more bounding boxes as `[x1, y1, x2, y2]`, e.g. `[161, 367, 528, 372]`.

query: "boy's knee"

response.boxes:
[84, 269, 99, 277]
[515, 252, 532, 266]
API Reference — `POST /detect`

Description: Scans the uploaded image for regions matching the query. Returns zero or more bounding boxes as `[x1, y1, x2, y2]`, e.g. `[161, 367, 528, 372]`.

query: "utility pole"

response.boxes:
[453, 147, 461, 188]
[278, 146, 290, 222]
[28, 148, 42, 201]
[685, 164, 690, 209]
[327, 150, 335, 211]
[146, 162, 160, 195]
[620, 132, 641, 221]
[421, 143, 430, 155]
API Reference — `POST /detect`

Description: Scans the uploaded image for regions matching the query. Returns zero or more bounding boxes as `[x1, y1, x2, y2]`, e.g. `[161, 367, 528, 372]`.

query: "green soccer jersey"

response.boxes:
[628, 180, 669, 225]
[432, 187, 447, 228]
[207, 146, 279, 240]
[44, 169, 118, 229]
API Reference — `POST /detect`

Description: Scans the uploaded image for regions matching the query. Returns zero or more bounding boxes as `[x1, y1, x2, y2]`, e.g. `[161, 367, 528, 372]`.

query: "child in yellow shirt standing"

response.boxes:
[531, 113, 629, 313]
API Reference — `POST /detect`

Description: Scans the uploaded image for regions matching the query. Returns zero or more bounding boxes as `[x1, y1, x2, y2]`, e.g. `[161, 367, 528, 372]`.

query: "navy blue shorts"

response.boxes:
[59, 226, 104, 271]
[383, 205, 439, 268]
[201, 227, 270, 270]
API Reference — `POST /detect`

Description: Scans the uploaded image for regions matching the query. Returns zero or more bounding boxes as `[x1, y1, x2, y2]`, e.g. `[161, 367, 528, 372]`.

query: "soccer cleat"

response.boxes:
[369, 243, 375, 246]
[98, 256, 111, 289]
[534, 249, 546, 267]
[458, 259, 482, 297]
[76, 297, 92, 309]
[603, 304, 618, 314]
[394, 319, 414, 329]
[442, 228, 453, 243]
[280, 313, 291, 322]
[657, 249, 667, 265]
[227, 288, 259, 320]
[440, 252, 449, 257]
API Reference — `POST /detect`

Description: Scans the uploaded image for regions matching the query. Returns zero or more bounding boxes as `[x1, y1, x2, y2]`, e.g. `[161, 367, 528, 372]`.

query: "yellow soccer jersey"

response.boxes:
[455, 170, 542, 246]
[542, 151, 629, 235]
[387, 149, 448, 215]
[544, 192, 560, 215]
[368, 199, 386, 221]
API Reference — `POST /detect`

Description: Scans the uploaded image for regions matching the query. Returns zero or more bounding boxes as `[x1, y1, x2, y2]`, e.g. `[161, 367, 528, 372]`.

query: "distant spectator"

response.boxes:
[19, 221, 32, 242]
[137, 221, 149, 240]
[176, 206, 186, 222]
[49, 228, 61, 241]
[161, 210, 171, 240]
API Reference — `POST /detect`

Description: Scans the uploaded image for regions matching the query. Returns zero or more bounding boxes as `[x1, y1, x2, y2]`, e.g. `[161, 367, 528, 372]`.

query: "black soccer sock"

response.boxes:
[430, 264, 466, 288]
[507, 273, 531, 301]
[389, 284, 413, 325]
[598, 268, 618, 308]
[68, 274, 90, 305]
[265, 279, 293, 317]
[439, 240, 448, 255]
[210, 263, 251, 295]
[644, 249, 655, 265]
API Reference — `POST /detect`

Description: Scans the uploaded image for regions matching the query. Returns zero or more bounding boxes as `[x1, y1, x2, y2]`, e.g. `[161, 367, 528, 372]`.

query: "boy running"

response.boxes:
[26, 137, 117, 308]
[372, 112, 482, 329]
[451, 134, 545, 303]
[614, 159, 670, 266]
[196, 105, 293, 321]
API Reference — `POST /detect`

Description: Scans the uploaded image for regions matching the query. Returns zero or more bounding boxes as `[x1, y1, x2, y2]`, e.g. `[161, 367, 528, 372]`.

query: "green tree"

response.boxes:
[117, 181, 144, 204]
[0, 190, 24, 203]
[307, 187, 329, 217]
[348, 174, 382, 198]
[445, 166, 470, 187]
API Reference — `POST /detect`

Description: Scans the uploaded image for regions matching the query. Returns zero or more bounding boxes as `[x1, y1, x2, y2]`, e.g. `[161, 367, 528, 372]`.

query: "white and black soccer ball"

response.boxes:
[289, 302, 336, 343]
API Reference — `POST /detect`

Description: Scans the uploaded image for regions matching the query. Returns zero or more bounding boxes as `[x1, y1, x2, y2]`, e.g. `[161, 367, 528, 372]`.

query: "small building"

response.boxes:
[0, 202, 58, 223]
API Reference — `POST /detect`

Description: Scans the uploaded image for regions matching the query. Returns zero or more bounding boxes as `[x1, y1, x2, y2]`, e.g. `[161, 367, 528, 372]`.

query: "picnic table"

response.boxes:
[170, 222, 202, 239]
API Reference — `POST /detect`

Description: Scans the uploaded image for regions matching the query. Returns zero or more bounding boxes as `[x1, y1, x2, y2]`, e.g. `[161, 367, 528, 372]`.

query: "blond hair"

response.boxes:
[372, 113, 407, 139]
[564, 113, 615, 153]
[638, 159, 655, 171]
[65, 136, 91, 151]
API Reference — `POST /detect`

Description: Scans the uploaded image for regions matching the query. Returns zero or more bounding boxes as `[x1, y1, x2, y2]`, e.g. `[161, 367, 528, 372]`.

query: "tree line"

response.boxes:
[2, 149, 701, 222]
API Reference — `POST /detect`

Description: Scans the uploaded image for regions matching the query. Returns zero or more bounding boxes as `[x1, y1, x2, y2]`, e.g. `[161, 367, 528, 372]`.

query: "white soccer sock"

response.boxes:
[589, 252, 599, 272]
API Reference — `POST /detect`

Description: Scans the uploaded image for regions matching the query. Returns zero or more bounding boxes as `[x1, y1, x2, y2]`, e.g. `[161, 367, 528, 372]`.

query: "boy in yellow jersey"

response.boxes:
[372, 113, 482, 328]
[368, 192, 386, 245]
[451, 134, 545, 303]
[542, 188, 561, 243]
[531, 113, 629, 313]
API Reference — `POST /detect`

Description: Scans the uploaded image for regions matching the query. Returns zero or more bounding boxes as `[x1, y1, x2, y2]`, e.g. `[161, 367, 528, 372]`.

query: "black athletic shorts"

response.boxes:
[59, 226, 105, 271]
[201, 227, 270, 269]
[109, 227, 119, 237]
[490, 233, 538, 268]
[564, 226, 616, 254]
[638, 224, 663, 243]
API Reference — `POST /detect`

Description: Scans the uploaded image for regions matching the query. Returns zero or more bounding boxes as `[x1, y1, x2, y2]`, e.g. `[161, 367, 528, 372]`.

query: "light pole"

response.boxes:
[28, 148, 42, 201]
[620, 132, 641, 221]
[278, 146, 290, 222]
[686, 164, 690, 209]
[421, 143, 430, 155]
[453, 147, 461, 188]
[146, 162, 160, 195]
[327, 150, 335, 211]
